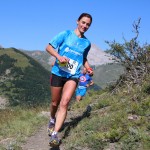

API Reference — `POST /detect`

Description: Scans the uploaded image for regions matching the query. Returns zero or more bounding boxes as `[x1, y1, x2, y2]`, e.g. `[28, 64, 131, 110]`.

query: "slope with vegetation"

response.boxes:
[92, 63, 124, 89]
[0, 48, 51, 107]
[22, 50, 52, 71]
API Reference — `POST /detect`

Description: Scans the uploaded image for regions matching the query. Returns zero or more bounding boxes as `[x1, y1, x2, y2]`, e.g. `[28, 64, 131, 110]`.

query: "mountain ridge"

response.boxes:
[22, 44, 115, 71]
[87, 44, 115, 65]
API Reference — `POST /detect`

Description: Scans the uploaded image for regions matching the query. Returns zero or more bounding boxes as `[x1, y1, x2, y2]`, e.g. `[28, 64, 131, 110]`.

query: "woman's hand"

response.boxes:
[58, 56, 69, 64]
[87, 67, 94, 76]
[86, 84, 90, 87]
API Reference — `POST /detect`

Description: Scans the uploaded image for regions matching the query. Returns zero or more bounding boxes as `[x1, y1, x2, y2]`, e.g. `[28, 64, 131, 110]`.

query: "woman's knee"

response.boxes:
[51, 99, 60, 106]
[60, 98, 70, 109]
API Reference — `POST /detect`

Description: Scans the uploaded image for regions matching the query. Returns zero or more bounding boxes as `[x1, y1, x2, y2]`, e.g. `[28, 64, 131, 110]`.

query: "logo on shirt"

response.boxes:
[80, 76, 86, 82]
[64, 47, 82, 56]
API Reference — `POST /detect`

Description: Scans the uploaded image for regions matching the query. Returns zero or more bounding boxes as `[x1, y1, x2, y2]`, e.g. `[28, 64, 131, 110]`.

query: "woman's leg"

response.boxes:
[54, 80, 77, 132]
[50, 86, 62, 119]
[48, 86, 62, 136]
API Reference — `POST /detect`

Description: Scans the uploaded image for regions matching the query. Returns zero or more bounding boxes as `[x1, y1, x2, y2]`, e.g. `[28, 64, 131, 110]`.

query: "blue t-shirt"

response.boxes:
[49, 30, 91, 78]
[78, 73, 92, 87]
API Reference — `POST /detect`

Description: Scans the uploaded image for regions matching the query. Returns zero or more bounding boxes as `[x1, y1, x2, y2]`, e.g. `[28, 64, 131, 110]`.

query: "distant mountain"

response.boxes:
[0, 47, 50, 107]
[22, 44, 123, 89]
[92, 63, 124, 89]
[22, 49, 52, 71]
[22, 44, 115, 71]
[87, 44, 115, 66]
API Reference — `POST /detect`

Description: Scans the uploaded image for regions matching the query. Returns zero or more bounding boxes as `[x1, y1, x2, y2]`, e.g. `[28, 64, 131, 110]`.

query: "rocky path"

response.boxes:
[21, 124, 51, 150]
[21, 106, 92, 150]
[21, 113, 73, 150]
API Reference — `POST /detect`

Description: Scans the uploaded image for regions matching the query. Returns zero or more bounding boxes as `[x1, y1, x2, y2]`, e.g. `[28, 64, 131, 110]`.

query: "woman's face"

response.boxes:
[77, 17, 91, 34]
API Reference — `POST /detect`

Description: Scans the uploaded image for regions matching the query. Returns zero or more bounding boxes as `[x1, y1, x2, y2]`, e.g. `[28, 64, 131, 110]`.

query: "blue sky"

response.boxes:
[0, 0, 149, 51]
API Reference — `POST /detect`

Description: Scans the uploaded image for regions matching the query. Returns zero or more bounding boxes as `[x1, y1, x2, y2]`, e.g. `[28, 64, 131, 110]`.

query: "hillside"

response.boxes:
[0, 47, 51, 107]
[0, 76, 149, 150]
[0, 45, 122, 108]
[93, 63, 124, 89]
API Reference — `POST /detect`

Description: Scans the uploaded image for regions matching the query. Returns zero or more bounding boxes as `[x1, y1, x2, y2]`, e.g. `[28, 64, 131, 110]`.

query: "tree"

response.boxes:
[106, 18, 150, 92]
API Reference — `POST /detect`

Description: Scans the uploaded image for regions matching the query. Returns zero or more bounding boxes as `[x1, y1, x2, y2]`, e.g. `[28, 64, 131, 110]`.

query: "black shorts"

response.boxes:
[50, 74, 78, 87]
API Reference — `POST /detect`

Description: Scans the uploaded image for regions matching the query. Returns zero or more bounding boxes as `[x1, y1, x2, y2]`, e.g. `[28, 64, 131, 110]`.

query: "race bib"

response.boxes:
[59, 58, 78, 75]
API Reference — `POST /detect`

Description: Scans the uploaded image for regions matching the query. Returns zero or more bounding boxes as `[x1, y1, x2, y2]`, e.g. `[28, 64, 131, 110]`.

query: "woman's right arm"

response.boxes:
[46, 44, 69, 63]
[46, 44, 60, 60]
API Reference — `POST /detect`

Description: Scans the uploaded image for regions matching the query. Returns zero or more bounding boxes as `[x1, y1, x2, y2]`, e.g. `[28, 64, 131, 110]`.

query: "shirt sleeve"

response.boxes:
[49, 30, 70, 49]
[83, 43, 91, 59]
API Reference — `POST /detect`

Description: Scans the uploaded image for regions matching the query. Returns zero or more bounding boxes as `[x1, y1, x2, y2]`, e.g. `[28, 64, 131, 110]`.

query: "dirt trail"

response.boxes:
[21, 106, 91, 150]
[21, 112, 73, 150]
[21, 124, 51, 150]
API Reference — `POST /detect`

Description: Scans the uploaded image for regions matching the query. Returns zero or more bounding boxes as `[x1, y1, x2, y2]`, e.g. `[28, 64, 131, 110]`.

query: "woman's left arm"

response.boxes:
[83, 58, 93, 75]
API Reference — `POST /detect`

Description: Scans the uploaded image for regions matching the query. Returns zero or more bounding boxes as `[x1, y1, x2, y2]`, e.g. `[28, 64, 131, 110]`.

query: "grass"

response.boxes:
[0, 78, 150, 149]
[0, 48, 31, 68]
[0, 106, 49, 149]
[62, 81, 150, 149]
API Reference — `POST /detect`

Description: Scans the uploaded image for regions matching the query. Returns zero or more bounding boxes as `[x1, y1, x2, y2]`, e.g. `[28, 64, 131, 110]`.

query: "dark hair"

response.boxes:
[78, 13, 92, 24]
